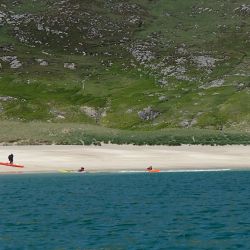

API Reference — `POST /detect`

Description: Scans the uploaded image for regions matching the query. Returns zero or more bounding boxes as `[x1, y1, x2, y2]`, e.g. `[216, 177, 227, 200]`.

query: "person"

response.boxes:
[78, 167, 85, 172]
[8, 154, 14, 164]
[147, 166, 153, 171]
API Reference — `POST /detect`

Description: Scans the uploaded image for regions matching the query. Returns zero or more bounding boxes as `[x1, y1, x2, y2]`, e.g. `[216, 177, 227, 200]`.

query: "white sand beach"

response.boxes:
[0, 144, 250, 174]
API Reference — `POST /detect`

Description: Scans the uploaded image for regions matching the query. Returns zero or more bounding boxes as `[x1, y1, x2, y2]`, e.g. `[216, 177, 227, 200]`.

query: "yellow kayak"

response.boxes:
[58, 169, 86, 173]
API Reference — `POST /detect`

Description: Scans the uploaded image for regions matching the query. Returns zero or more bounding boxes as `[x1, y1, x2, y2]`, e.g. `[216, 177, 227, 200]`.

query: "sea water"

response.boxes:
[1, 171, 250, 249]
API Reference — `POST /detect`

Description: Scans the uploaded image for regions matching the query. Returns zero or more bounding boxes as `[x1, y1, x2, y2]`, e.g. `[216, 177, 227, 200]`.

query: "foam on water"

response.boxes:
[162, 168, 231, 172]
[117, 169, 231, 173]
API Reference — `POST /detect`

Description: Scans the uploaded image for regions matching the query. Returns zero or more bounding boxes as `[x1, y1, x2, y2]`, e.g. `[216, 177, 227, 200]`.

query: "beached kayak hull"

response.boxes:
[59, 170, 85, 173]
[0, 162, 24, 168]
[147, 169, 160, 173]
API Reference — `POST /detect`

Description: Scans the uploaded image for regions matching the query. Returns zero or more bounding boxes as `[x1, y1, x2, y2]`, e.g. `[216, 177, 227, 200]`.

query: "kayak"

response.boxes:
[59, 169, 85, 173]
[0, 162, 24, 168]
[147, 169, 160, 173]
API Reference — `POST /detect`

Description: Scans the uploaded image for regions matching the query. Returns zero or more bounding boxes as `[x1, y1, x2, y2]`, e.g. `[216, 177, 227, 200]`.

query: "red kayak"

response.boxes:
[147, 169, 160, 173]
[0, 162, 24, 168]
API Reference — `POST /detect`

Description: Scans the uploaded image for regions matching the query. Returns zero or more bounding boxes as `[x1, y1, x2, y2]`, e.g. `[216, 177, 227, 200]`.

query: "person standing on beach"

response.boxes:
[147, 166, 153, 171]
[8, 154, 14, 164]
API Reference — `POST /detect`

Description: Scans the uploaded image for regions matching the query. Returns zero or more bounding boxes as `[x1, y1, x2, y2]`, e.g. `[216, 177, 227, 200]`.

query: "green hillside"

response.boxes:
[0, 0, 250, 144]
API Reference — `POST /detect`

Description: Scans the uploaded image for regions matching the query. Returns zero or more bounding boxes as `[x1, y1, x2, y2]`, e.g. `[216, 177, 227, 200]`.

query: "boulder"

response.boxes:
[138, 106, 160, 121]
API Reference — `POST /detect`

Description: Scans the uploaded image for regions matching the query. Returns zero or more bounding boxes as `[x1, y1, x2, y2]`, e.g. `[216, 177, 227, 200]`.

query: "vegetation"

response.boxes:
[1, 121, 250, 146]
[0, 0, 249, 144]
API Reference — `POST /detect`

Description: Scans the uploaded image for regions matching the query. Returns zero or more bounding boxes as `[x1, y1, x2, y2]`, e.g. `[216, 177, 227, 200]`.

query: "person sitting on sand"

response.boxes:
[147, 166, 153, 171]
[78, 167, 85, 172]
[8, 154, 14, 164]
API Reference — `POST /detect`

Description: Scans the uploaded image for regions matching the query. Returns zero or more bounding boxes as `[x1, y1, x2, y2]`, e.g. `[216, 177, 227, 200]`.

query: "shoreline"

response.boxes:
[0, 144, 250, 174]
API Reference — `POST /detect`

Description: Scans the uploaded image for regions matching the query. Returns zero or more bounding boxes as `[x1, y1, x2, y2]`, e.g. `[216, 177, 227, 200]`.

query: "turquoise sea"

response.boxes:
[1, 171, 250, 249]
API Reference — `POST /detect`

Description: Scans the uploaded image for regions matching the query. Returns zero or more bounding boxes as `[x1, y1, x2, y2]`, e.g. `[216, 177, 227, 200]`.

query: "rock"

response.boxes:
[158, 96, 168, 101]
[56, 115, 65, 119]
[129, 43, 155, 63]
[0, 96, 17, 101]
[192, 55, 217, 69]
[157, 79, 168, 86]
[0, 45, 14, 52]
[235, 82, 250, 91]
[180, 118, 197, 128]
[50, 109, 66, 119]
[138, 106, 160, 121]
[180, 120, 190, 128]
[0, 56, 22, 69]
[0, 11, 7, 26]
[177, 47, 188, 55]
[35, 59, 48, 66]
[234, 5, 250, 16]
[201, 79, 225, 89]
[10, 59, 22, 69]
[175, 57, 187, 65]
[64, 62, 76, 70]
[80, 106, 106, 123]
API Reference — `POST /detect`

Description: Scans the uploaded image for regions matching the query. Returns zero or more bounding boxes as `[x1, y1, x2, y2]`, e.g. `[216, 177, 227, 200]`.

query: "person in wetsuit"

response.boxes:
[147, 166, 153, 171]
[8, 154, 14, 164]
[78, 167, 85, 172]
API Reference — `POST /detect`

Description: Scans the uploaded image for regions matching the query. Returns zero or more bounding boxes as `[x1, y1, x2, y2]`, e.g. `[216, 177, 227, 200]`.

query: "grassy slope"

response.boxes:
[0, 0, 250, 144]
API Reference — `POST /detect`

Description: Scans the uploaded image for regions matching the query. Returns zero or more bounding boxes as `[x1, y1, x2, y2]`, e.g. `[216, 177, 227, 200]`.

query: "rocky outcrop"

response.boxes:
[0, 11, 6, 26]
[64, 63, 76, 70]
[0, 96, 17, 101]
[1, 0, 145, 55]
[0, 56, 22, 69]
[0, 44, 14, 52]
[35, 59, 48, 66]
[138, 107, 160, 121]
[192, 55, 217, 70]
[49, 109, 66, 119]
[179, 119, 197, 128]
[80, 106, 107, 123]
[200, 79, 225, 89]
[234, 5, 250, 16]
[129, 43, 156, 64]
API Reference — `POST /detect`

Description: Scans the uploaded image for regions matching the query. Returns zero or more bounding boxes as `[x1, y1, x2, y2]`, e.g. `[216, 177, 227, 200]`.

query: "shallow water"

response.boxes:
[1, 171, 250, 249]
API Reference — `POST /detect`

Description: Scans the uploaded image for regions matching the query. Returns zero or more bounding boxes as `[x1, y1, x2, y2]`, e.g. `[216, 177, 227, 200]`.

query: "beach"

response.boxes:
[0, 144, 249, 173]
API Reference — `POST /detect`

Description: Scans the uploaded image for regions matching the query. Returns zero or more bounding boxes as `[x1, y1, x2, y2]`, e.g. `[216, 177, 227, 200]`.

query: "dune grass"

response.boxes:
[1, 121, 250, 146]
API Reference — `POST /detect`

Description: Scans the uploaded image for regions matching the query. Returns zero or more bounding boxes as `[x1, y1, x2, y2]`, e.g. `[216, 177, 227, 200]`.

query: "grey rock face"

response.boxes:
[80, 106, 107, 123]
[180, 119, 197, 128]
[129, 43, 155, 64]
[0, 45, 14, 52]
[35, 59, 48, 66]
[234, 5, 250, 16]
[64, 63, 76, 70]
[192, 55, 217, 69]
[49, 109, 66, 119]
[0, 96, 17, 101]
[158, 95, 168, 101]
[0, 56, 22, 69]
[138, 106, 160, 121]
[201, 79, 225, 89]
[0, 11, 7, 26]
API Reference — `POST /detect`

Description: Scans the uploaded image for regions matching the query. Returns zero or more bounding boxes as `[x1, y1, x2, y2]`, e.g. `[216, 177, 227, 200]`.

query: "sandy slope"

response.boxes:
[0, 145, 249, 174]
